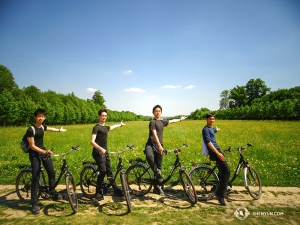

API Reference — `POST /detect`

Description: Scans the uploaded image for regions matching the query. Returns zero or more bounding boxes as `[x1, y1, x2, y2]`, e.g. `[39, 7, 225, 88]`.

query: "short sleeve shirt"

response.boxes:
[26, 125, 48, 155]
[202, 125, 220, 152]
[92, 124, 110, 151]
[146, 119, 169, 146]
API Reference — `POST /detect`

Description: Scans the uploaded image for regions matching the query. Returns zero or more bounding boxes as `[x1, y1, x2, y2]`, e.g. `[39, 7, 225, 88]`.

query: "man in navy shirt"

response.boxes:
[202, 113, 230, 206]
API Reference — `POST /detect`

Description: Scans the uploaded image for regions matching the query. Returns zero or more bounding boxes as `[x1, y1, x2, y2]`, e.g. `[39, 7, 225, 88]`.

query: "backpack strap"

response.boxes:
[30, 126, 35, 136]
[30, 125, 44, 136]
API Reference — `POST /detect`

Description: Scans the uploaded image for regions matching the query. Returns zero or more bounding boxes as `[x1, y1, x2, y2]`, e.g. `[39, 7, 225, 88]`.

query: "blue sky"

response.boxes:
[1, 0, 299, 116]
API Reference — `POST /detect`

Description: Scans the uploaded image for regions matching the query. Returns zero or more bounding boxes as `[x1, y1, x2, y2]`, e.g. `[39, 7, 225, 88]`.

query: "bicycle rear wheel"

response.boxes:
[126, 164, 152, 196]
[120, 171, 131, 212]
[80, 166, 97, 199]
[66, 174, 78, 213]
[179, 170, 197, 205]
[16, 170, 33, 202]
[244, 165, 262, 200]
[188, 166, 219, 198]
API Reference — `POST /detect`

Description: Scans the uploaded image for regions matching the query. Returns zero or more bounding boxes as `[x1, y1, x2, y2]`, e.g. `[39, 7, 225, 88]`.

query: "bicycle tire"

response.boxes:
[16, 169, 33, 202]
[244, 165, 262, 200]
[188, 166, 219, 197]
[80, 165, 97, 199]
[120, 171, 131, 212]
[179, 170, 197, 205]
[126, 164, 152, 196]
[66, 174, 78, 213]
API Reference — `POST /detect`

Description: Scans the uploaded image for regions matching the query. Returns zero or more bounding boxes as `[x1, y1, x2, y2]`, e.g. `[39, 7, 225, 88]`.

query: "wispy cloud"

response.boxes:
[161, 85, 181, 89]
[184, 85, 196, 89]
[86, 88, 98, 92]
[125, 87, 146, 92]
[124, 70, 133, 74]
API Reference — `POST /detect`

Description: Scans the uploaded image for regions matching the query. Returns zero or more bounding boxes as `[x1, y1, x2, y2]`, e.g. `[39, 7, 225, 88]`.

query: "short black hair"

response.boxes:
[206, 113, 215, 119]
[34, 108, 46, 117]
[152, 104, 162, 113]
[98, 108, 108, 116]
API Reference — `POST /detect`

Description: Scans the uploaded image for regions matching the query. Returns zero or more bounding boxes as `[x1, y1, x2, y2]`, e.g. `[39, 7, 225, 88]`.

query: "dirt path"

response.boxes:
[1, 185, 300, 219]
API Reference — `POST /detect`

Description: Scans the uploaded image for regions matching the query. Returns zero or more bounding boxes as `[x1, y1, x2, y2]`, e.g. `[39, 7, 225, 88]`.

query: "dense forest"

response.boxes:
[189, 79, 300, 120]
[0, 65, 152, 126]
[1, 64, 299, 126]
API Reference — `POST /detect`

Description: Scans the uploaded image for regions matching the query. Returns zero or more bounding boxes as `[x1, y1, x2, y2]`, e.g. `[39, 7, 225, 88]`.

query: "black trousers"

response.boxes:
[92, 150, 117, 194]
[144, 144, 163, 175]
[30, 155, 55, 204]
[210, 152, 230, 197]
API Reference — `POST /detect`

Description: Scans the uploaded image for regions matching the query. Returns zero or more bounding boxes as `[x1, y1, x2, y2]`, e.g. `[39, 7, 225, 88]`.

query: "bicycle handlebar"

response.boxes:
[225, 143, 253, 153]
[107, 145, 135, 155]
[51, 145, 81, 157]
[163, 142, 189, 154]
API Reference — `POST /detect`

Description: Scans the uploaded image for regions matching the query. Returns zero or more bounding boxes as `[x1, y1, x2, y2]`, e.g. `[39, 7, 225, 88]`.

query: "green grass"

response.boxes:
[0, 120, 299, 187]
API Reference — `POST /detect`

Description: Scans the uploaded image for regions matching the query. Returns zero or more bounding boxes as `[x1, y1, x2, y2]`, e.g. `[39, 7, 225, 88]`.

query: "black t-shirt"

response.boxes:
[26, 125, 47, 155]
[146, 119, 169, 146]
[92, 124, 110, 151]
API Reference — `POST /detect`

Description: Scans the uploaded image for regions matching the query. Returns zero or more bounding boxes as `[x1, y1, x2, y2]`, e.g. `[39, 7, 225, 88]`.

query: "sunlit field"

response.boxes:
[0, 120, 299, 187]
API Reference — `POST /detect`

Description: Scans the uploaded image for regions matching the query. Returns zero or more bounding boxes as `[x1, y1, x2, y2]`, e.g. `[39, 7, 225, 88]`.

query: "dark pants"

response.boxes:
[144, 144, 163, 175]
[210, 152, 230, 197]
[30, 155, 55, 204]
[92, 151, 117, 194]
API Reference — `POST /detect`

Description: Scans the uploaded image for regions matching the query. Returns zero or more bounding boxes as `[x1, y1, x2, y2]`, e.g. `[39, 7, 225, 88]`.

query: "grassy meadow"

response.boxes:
[0, 120, 299, 187]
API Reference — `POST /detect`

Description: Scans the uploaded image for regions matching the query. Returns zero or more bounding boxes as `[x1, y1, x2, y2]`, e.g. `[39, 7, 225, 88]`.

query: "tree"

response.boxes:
[23, 85, 42, 104]
[229, 85, 247, 108]
[92, 90, 106, 108]
[246, 78, 270, 105]
[0, 90, 19, 125]
[0, 64, 19, 93]
[219, 90, 230, 109]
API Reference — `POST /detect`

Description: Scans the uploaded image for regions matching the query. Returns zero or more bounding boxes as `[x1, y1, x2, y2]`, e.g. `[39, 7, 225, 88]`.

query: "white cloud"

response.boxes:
[125, 87, 146, 92]
[86, 88, 98, 92]
[161, 85, 181, 89]
[184, 85, 196, 89]
[124, 70, 133, 74]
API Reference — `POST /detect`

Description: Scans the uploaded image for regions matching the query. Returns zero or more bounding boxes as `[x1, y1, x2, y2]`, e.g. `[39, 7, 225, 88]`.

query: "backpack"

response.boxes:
[20, 125, 44, 153]
[202, 139, 209, 157]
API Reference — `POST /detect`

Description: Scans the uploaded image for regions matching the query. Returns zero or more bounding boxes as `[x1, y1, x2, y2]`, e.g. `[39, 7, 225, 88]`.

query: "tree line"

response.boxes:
[0, 65, 151, 126]
[1, 64, 299, 125]
[189, 78, 300, 120]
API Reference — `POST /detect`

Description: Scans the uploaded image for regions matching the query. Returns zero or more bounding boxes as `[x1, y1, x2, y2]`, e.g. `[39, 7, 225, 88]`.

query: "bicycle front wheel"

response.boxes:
[121, 171, 131, 212]
[16, 170, 33, 202]
[179, 170, 197, 205]
[66, 174, 78, 213]
[80, 166, 97, 199]
[126, 164, 152, 196]
[188, 166, 219, 198]
[244, 165, 262, 200]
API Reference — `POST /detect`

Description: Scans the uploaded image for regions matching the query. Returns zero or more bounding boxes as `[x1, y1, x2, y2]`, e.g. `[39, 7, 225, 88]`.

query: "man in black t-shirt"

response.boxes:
[90, 108, 125, 201]
[144, 105, 186, 195]
[27, 108, 67, 214]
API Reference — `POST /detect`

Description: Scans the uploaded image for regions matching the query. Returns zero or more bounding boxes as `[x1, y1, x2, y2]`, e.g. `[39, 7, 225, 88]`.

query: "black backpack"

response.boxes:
[20, 125, 44, 153]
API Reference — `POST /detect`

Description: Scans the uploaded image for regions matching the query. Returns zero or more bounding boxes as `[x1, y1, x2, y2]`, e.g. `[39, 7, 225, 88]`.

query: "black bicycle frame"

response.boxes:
[141, 152, 184, 186]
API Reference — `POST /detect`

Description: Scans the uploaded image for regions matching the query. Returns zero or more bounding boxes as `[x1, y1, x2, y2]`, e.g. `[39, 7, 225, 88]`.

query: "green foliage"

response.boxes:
[0, 64, 19, 93]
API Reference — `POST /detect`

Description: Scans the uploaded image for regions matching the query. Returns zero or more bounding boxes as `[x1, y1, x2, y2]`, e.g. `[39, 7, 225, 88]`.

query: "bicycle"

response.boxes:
[189, 143, 262, 201]
[79, 145, 134, 212]
[16, 146, 81, 214]
[126, 143, 197, 205]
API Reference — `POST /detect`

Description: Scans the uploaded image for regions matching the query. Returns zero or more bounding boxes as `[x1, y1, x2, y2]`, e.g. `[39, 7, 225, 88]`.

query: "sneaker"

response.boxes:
[156, 173, 164, 184]
[153, 185, 164, 196]
[32, 204, 40, 214]
[215, 194, 226, 206]
[95, 193, 104, 201]
[114, 187, 124, 197]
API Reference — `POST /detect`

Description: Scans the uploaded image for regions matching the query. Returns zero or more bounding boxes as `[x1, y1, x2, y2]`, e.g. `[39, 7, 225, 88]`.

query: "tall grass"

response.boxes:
[0, 120, 299, 187]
